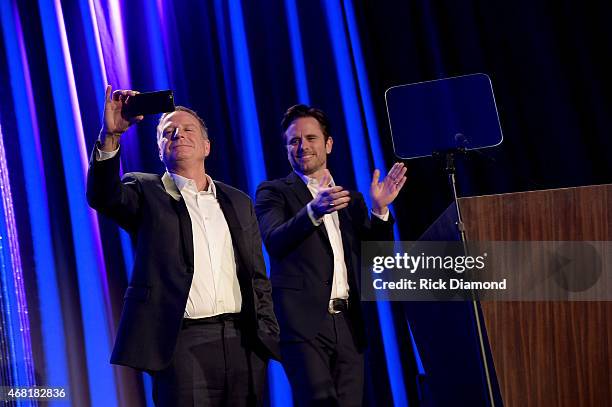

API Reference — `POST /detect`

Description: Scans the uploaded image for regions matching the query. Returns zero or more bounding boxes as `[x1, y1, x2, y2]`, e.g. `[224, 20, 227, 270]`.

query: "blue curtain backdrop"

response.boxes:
[1, 0, 611, 405]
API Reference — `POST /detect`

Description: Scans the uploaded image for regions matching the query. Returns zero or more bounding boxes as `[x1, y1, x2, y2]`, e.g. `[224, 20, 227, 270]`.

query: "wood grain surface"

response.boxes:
[458, 184, 612, 406]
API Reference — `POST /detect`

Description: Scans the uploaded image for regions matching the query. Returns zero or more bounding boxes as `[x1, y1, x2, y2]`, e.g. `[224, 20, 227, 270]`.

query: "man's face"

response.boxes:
[284, 117, 333, 176]
[158, 111, 210, 168]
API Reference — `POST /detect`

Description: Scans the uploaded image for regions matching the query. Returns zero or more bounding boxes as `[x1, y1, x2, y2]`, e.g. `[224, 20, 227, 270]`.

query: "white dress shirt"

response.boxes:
[296, 172, 389, 301]
[96, 146, 242, 318]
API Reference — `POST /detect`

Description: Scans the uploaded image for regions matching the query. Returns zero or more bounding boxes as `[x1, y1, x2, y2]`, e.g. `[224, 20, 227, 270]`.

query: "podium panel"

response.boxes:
[458, 184, 612, 406]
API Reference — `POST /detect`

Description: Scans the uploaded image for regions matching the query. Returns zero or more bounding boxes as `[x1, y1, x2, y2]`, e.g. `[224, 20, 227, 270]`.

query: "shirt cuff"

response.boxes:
[306, 203, 324, 226]
[371, 209, 390, 221]
[95, 146, 119, 161]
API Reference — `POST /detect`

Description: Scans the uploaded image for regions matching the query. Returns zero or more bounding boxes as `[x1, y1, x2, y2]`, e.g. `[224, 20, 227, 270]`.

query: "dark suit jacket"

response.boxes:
[255, 172, 394, 348]
[86, 145, 280, 372]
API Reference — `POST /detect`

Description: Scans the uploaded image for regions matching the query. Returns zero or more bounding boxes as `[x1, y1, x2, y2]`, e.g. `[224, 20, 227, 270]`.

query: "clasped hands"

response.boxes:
[310, 163, 407, 219]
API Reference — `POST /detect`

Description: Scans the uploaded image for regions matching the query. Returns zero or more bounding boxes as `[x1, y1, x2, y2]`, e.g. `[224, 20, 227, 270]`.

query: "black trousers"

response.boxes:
[151, 316, 267, 407]
[281, 312, 364, 407]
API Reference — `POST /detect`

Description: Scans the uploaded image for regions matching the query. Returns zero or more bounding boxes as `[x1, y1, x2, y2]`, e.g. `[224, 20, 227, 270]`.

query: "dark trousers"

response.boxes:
[151, 316, 267, 407]
[281, 312, 364, 407]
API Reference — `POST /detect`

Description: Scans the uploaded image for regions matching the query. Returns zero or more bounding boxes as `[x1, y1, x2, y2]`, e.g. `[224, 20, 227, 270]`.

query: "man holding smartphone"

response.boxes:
[87, 86, 280, 406]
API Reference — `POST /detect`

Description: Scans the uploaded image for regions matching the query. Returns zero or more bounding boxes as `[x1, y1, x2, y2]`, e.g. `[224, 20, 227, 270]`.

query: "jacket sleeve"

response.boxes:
[353, 192, 395, 242]
[255, 182, 319, 258]
[86, 142, 142, 232]
[248, 200, 280, 336]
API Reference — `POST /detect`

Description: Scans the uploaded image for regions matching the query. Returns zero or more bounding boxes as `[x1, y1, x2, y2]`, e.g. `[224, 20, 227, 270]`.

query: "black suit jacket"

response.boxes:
[255, 172, 394, 348]
[86, 145, 280, 371]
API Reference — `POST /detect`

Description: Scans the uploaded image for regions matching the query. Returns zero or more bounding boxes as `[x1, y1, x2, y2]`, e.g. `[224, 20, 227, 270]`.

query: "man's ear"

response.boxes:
[158, 139, 165, 162]
[204, 138, 211, 158]
[326, 136, 333, 154]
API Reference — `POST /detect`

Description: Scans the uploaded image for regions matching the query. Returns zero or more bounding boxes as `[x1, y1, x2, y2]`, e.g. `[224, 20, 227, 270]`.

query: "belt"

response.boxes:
[328, 298, 349, 314]
[182, 313, 240, 328]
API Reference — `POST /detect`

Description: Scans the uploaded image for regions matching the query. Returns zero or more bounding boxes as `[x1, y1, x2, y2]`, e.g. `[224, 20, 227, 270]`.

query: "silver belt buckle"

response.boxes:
[328, 299, 342, 314]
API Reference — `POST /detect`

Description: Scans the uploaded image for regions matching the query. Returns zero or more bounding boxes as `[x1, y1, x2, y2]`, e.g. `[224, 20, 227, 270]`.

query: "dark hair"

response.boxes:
[157, 106, 208, 143]
[280, 104, 331, 142]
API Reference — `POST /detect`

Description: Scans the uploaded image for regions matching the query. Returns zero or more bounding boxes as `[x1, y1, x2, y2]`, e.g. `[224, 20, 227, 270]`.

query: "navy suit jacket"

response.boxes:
[86, 145, 280, 371]
[255, 172, 394, 348]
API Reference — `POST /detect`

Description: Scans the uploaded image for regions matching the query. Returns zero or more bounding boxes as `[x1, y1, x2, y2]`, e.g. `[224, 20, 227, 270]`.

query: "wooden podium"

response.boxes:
[456, 184, 612, 406]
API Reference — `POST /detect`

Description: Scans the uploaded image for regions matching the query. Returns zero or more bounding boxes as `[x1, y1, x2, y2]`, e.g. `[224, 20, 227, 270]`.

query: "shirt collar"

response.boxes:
[293, 170, 335, 190]
[164, 171, 217, 198]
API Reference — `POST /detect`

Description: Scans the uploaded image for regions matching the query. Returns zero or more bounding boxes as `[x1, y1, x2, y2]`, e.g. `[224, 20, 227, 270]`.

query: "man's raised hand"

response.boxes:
[370, 162, 407, 215]
[99, 85, 144, 151]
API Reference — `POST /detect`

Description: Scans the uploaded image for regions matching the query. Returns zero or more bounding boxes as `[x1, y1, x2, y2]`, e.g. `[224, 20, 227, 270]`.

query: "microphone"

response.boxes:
[454, 132, 469, 148]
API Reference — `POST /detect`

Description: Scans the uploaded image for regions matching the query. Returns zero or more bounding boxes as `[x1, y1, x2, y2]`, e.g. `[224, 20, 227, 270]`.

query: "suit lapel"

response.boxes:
[165, 189, 195, 274]
[215, 183, 251, 278]
[285, 172, 314, 207]
[338, 199, 366, 298]
[338, 208, 356, 277]
[338, 208, 352, 254]
[161, 173, 196, 274]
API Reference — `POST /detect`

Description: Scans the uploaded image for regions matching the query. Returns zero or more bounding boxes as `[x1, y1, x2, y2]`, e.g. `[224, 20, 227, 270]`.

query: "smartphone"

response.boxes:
[124, 90, 175, 117]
